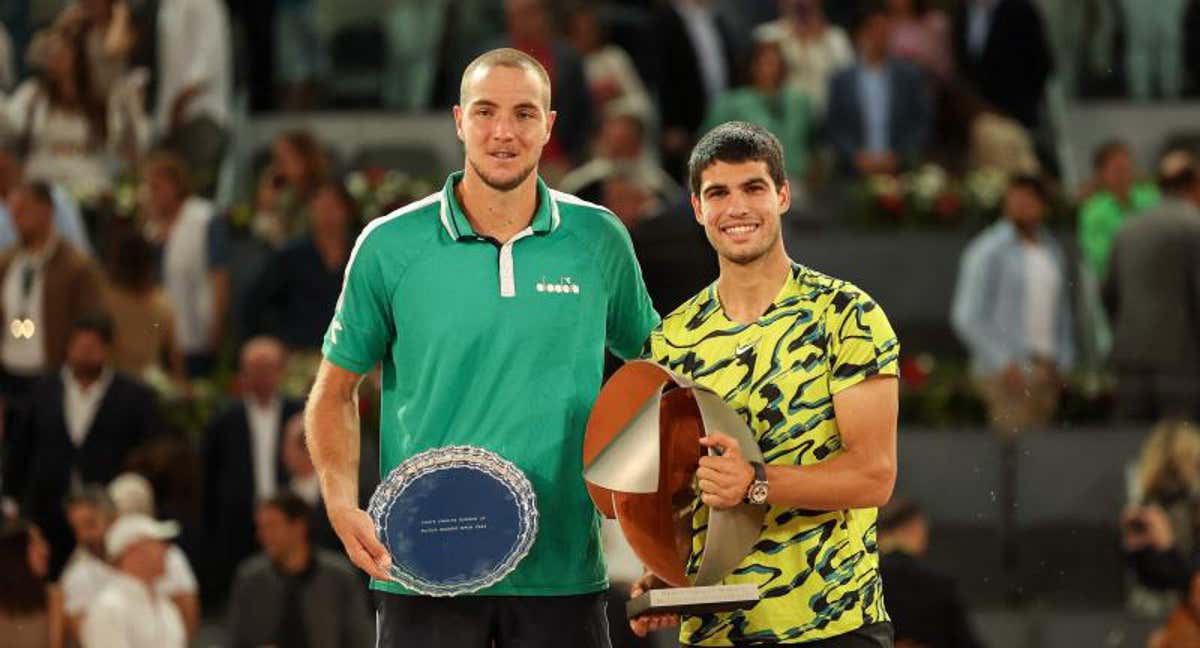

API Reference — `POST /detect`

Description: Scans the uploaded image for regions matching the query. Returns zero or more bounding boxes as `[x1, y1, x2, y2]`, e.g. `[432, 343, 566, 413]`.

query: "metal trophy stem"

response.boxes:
[583, 361, 767, 619]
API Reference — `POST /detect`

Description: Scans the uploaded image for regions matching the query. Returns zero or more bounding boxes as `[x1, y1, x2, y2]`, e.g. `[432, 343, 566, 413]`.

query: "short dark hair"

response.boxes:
[1007, 173, 1050, 206]
[852, 0, 889, 35]
[877, 497, 923, 534]
[64, 485, 116, 518]
[141, 150, 193, 197]
[688, 122, 787, 197]
[1092, 139, 1130, 172]
[260, 491, 312, 525]
[18, 181, 53, 208]
[69, 312, 115, 346]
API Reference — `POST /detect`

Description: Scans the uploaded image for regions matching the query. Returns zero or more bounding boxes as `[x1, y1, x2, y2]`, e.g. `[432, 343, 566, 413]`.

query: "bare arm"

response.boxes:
[207, 269, 230, 355]
[767, 376, 898, 509]
[47, 585, 64, 648]
[305, 359, 391, 580]
[697, 375, 899, 511]
[171, 592, 200, 639]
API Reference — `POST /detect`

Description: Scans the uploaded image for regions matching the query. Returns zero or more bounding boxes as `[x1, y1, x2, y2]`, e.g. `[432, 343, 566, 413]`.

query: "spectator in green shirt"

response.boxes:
[1078, 140, 1160, 279]
[703, 39, 813, 187]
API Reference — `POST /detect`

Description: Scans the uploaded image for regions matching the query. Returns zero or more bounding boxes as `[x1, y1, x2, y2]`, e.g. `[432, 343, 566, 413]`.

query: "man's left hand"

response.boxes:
[697, 431, 755, 510]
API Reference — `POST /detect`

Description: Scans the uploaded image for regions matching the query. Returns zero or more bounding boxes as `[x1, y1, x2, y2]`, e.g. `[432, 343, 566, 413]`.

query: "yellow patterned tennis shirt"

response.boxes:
[643, 262, 900, 645]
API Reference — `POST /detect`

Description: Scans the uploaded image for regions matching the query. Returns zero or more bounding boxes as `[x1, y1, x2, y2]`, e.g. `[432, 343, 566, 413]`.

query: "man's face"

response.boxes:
[309, 187, 350, 239]
[124, 538, 168, 579]
[859, 15, 892, 54]
[9, 187, 52, 246]
[144, 165, 182, 218]
[598, 116, 643, 160]
[67, 503, 111, 556]
[602, 176, 651, 228]
[1004, 185, 1046, 231]
[505, 0, 549, 41]
[455, 65, 555, 193]
[281, 418, 314, 478]
[1099, 150, 1134, 195]
[255, 506, 305, 564]
[691, 160, 789, 265]
[66, 330, 109, 382]
[240, 345, 283, 398]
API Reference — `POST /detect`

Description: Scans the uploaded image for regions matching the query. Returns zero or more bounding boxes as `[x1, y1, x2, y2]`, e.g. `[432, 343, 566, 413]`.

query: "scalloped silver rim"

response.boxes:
[367, 445, 539, 596]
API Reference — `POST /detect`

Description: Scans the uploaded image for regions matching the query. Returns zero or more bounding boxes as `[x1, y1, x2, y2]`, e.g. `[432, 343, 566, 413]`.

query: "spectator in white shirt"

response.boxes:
[139, 151, 229, 378]
[80, 513, 186, 648]
[60, 485, 197, 643]
[107, 473, 199, 637]
[154, 0, 232, 194]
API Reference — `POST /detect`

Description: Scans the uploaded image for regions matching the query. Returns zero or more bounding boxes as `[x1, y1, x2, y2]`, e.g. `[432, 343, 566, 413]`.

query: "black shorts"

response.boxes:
[682, 622, 894, 647]
[374, 591, 611, 648]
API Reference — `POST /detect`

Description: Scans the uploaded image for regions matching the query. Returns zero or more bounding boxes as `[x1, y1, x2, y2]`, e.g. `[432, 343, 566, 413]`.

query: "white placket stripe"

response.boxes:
[499, 227, 535, 298]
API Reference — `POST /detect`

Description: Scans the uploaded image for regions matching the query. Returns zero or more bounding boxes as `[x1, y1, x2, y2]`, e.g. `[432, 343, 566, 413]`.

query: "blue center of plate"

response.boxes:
[385, 465, 522, 587]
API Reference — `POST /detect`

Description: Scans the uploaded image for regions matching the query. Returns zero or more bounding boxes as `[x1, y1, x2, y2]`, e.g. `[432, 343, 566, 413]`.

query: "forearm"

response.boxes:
[764, 449, 896, 510]
[208, 271, 230, 347]
[305, 369, 363, 509]
[172, 593, 200, 638]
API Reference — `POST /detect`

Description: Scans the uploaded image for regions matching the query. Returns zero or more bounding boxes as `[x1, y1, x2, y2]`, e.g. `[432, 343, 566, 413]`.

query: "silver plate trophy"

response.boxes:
[368, 445, 538, 596]
[583, 361, 768, 619]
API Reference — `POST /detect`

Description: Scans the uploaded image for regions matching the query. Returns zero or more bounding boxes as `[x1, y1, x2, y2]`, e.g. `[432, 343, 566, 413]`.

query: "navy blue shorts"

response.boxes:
[374, 591, 611, 648]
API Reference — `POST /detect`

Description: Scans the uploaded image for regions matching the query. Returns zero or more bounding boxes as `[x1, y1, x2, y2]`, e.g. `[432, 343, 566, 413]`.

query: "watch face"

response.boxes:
[748, 482, 769, 505]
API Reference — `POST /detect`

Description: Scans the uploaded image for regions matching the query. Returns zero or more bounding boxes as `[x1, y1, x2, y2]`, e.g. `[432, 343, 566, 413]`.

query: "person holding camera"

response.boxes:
[1122, 421, 1200, 612]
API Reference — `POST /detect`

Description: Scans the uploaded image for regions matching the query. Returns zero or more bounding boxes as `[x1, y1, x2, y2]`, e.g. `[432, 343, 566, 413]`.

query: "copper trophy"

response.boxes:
[584, 361, 766, 618]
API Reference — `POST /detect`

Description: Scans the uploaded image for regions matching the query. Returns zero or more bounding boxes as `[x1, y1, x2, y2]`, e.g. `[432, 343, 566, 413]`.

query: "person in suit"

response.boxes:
[878, 498, 983, 648]
[1104, 150, 1200, 422]
[826, 0, 933, 177]
[202, 336, 302, 605]
[652, 0, 740, 177]
[952, 0, 1052, 131]
[2, 313, 160, 577]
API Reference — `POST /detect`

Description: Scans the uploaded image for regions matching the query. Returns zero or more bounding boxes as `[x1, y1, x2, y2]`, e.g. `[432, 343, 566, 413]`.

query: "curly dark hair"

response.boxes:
[688, 121, 787, 196]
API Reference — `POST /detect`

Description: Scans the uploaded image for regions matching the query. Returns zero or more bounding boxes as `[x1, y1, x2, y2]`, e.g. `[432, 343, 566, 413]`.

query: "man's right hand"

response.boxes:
[327, 504, 393, 581]
[629, 572, 679, 637]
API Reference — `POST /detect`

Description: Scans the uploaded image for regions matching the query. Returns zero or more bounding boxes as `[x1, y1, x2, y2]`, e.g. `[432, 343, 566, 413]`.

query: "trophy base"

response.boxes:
[626, 584, 759, 619]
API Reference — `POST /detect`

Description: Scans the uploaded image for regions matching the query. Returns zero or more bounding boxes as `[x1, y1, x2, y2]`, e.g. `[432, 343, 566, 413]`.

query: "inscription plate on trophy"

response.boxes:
[368, 445, 538, 596]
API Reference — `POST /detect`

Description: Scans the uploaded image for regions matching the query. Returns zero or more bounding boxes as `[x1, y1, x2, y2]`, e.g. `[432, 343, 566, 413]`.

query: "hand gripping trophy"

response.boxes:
[584, 360, 767, 618]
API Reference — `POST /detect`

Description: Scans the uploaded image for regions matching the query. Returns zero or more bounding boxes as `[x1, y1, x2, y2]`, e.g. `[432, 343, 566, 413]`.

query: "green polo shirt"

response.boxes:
[322, 171, 659, 596]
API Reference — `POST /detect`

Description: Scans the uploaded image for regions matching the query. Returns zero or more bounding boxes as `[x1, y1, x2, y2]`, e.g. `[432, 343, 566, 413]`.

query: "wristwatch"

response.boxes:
[745, 461, 769, 505]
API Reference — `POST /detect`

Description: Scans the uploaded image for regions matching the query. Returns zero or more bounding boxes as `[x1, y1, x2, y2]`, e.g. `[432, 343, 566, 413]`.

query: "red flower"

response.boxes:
[364, 167, 387, 188]
[934, 192, 962, 220]
[900, 356, 930, 389]
[878, 193, 904, 217]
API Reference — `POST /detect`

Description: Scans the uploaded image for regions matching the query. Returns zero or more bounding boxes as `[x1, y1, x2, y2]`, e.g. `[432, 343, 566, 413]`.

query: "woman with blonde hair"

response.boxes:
[1123, 421, 1200, 614]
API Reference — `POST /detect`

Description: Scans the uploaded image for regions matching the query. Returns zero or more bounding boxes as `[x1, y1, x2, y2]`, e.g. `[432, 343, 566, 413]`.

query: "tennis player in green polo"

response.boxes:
[304, 48, 659, 647]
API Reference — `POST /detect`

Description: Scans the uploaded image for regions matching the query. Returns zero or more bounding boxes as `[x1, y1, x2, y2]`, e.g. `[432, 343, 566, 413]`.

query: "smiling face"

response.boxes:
[454, 62, 556, 193]
[691, 160, 790, 266]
